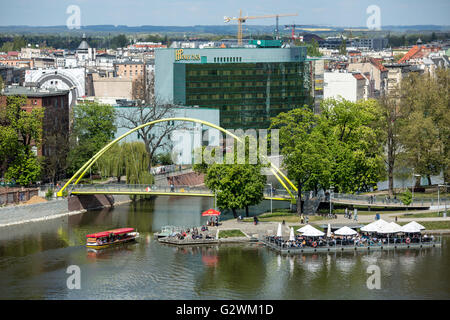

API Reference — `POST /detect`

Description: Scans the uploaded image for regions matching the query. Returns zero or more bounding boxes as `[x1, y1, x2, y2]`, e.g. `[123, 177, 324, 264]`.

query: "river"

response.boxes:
[0, 196, 449, 300]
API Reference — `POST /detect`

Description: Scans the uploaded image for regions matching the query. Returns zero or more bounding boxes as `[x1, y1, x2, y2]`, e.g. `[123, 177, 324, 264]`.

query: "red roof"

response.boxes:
[370, 58, 388, 72]
[399, 45, 421, 63]
[353, 73, 365, 80]
[86, 228, 134, 238]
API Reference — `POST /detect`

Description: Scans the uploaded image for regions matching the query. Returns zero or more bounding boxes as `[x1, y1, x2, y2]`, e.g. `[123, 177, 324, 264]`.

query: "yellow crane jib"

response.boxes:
[224, 9, 298, 46]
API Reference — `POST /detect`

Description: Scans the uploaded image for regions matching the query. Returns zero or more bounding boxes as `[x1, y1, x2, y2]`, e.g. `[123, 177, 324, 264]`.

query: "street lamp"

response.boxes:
[329, 186, 334, 217]
[438, 184, 449, 217]
[267, 183, 273, 214]
[412, 173, 421, 205]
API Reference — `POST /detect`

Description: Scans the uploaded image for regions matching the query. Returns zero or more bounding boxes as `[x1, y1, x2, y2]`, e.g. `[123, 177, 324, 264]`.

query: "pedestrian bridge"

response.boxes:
[69, 184, 293, 201]
[68, 184, 435, 209]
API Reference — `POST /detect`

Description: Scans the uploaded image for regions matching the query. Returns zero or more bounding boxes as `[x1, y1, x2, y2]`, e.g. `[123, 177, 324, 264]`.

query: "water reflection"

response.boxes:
[0, 198, 448, 300]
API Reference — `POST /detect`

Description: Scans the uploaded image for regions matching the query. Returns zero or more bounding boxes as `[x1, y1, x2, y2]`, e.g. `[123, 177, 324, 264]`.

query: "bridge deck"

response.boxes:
[68, 184, 435, 209]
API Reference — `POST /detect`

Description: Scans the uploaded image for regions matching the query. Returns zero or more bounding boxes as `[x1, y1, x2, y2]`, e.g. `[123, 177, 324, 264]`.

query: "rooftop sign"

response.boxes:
[175, 49, 200, 61]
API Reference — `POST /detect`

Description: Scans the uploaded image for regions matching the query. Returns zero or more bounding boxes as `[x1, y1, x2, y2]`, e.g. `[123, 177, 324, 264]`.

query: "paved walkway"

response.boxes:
[211, 208, 450, 238]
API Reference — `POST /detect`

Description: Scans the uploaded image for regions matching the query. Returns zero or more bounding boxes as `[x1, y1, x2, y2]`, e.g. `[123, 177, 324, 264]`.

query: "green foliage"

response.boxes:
[67, 102, 116, 175]
[195, 138, 267, 218]
[97, 141, 154, 187]
[270, 99, 384, 214]
[45, 188, 54, 200]
[5, 149, 41, 186]
[152, 152, 174, 166]
[306, 39, 322, 57]
[110, 34, 129, 49]
[339, 38, 346, 55]
[401, 189, 412, 205]
[0, 75, 4, 90]
[0, 95, 44, 185]
[396, 70, 450, 183]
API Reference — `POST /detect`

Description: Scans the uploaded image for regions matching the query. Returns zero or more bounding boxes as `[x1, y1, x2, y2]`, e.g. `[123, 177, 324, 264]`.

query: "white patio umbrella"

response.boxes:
[334, 226, 358, 236]
[400, 222, 422, 233]
[360, 219, 390, 233]
[377, 223, 401, 234]
[389, 222, 403, 233]
[297, 224, 317, 233]
[301, 226, 325, 237]
[289, 227, 295, 241]
[276, 223, 282, 237]
[326, 224, 332, 238]
[406, 221, 426, 230]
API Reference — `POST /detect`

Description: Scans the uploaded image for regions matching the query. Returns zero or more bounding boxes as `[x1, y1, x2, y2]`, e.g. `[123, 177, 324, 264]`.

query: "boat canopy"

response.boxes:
[86, 228, 134, 238]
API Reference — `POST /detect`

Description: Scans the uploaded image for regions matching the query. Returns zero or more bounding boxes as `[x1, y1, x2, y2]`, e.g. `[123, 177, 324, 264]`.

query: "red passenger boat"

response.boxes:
[86, 228, 139, 249]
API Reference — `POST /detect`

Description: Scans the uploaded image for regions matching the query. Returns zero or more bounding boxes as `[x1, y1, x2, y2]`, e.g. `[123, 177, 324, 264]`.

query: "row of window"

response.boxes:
[187, 80, 302, 88]
[213, 57, 242, 63]
[186, 68, 301, 77]
[187, 91, 302, 100]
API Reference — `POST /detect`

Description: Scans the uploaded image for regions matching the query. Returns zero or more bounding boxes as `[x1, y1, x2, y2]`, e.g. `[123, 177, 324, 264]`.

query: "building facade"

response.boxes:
[155, 46, 310, 129]
[0, 86, 70, 159]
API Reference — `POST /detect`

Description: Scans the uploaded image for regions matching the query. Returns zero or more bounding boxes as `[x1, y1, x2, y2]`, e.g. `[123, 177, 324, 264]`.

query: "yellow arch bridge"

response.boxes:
[69, 184, 292, 201]
[57, 117, 298, 200]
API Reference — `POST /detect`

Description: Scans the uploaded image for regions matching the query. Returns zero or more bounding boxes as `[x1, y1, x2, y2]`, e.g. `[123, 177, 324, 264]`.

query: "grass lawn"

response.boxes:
[400, 212, 447, 218]
[396, 221, 450, 230]
[241, 209, 327, 223]
[219, 229, 246, 238]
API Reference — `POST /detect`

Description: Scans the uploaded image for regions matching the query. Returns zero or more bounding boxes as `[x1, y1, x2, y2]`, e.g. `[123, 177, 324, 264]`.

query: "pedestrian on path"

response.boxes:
[345, 208, 348, 218]
[354, 208, 358, 221]
[301, 214, 304, 224]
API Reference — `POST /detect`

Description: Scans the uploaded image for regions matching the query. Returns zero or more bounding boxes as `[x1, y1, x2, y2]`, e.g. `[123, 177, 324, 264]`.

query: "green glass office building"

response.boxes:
[155, 45, 311, 129]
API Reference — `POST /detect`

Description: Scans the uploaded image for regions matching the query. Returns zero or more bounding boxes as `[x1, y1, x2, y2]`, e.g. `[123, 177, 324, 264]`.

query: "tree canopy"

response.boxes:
[0, 95, 43, 185]
[67, 102, 116, 175]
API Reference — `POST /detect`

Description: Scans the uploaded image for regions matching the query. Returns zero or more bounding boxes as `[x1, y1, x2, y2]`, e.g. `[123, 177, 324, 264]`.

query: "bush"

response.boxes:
[45, 188, 54, 200]
[401, 189, 412, 205]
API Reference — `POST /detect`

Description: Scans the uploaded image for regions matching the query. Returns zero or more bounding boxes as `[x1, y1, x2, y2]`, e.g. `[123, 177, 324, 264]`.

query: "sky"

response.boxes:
[0, 0, 449, 27]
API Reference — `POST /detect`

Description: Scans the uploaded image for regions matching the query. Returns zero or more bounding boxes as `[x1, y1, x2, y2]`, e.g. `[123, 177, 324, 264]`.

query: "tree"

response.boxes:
[321, 98, 384, 194]
[42, 133, 69, 184]
[271, 100, 384, 214]
[194, 138, 267, 218]
[375, 94, 404, 196]
[339, 37, 347, 55]
[397, 69, 450, 185]
[0, 95, 43, 185]
[270, 106, 332, 215]
[306, 39, 322, 57]
[67, 102, 116, 175]
[119, 77, 183, 169]
[111, 34, 128, 49]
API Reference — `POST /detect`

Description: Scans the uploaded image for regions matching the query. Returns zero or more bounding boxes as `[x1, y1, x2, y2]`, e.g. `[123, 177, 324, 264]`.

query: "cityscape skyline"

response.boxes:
[0, 0, 449, 28]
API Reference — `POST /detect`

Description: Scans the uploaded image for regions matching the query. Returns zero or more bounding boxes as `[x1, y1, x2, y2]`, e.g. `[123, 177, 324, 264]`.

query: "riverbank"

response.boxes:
[0, 195, 132, 228]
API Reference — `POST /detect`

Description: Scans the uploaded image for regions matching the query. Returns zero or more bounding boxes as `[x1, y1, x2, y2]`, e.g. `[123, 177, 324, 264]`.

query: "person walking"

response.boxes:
[345, 208, 348, 218]
[354, 208, 358, 221]
[301, 214, 304, 224]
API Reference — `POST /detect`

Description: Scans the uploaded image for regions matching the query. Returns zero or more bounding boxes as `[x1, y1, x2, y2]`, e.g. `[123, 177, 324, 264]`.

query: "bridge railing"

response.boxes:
[70, 184, 294, 198]
[332, 192, 446, 207]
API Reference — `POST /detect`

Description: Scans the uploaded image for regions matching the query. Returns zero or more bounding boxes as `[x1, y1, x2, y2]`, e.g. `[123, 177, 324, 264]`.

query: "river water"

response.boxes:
[0, 197, 449, 300]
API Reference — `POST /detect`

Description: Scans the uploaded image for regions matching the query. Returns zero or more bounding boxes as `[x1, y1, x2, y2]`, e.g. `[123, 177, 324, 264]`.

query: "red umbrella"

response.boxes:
[202, 209, 221, 216]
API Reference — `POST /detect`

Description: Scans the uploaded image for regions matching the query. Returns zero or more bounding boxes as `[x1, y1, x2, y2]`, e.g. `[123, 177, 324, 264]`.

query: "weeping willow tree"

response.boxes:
[97, 141, 154, 200]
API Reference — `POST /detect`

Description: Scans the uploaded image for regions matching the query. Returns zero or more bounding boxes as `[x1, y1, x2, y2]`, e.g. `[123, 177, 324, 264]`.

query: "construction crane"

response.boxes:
[224, 10, 298, 46]
[285, 24, 301, 42]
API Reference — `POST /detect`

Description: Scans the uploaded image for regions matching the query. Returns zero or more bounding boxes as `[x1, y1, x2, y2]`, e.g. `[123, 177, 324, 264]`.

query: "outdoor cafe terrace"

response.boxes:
[262, 220, 442, 253]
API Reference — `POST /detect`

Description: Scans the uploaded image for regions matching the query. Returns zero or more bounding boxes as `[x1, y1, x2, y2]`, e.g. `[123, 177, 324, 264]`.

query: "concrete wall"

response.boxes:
[92, 74, 132, 99]
[0, 199, 69, 226]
